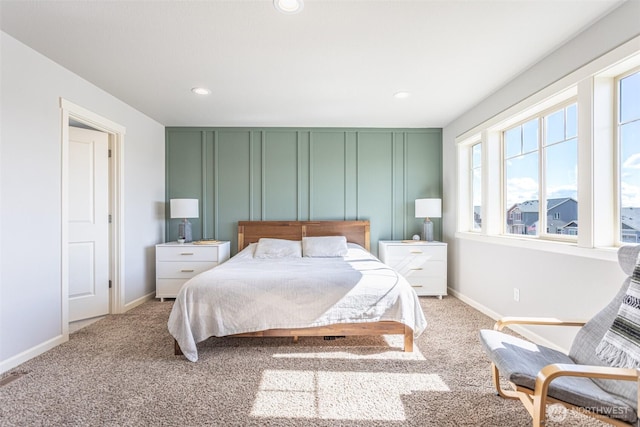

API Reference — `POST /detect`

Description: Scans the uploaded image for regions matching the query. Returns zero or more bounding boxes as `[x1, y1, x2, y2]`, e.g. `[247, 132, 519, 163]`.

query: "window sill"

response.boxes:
[454, 231, 619, 262]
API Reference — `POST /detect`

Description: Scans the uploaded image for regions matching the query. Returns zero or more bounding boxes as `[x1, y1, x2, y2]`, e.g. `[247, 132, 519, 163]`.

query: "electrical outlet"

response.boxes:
[513, 288, 520, 302]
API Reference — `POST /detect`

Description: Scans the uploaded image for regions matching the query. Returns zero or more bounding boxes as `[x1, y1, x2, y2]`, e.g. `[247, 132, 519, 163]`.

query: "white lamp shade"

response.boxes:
[415, 198, 441, 218]
[170, 199, 199, 219]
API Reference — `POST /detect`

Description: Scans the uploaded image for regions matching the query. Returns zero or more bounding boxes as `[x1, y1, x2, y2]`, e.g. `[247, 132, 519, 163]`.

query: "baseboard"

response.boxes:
[447, 287, 569, 353]
[123, 291, 156, 312]
[447, 287, 503, 320]
[0, 334, 67, 374]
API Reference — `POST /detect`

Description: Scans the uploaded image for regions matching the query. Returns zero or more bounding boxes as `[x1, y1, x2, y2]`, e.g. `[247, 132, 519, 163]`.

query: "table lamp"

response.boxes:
[170, 199, 199, 243]
[415, 198, 441, 242]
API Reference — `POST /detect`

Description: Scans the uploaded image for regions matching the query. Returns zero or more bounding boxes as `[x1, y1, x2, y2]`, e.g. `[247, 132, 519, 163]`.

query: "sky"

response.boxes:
[621, 71, 640, 209]
[504, 104, 578, 209]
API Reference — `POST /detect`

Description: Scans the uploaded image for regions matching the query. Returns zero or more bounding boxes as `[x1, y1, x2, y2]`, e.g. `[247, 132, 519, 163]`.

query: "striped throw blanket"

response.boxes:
[596, 261, 640, 368]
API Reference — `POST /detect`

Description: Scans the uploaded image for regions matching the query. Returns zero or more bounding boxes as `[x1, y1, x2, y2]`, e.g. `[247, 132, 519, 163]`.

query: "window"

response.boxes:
[544, 104, 578, 237]
[504, 119, 539, 235]
[471, 143, 482, 231]
[618, 70, 640, 244]
[503, 103, 578, 238]
[456, 38, 640, 252]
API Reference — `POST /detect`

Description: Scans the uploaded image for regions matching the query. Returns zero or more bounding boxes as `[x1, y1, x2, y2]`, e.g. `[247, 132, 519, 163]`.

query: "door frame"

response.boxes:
[60, 98, 126, 337]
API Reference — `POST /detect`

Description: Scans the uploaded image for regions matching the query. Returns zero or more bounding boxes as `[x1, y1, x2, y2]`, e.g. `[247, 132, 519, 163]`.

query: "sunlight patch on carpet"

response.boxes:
[250, 370, 449, 420]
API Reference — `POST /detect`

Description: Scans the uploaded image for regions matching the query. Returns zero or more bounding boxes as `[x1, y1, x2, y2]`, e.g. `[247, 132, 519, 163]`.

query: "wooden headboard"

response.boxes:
[237, 221, 370, 252]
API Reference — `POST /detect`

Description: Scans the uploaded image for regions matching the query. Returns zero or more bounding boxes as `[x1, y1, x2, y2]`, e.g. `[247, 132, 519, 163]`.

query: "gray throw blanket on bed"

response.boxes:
[596, 261, 640, 368]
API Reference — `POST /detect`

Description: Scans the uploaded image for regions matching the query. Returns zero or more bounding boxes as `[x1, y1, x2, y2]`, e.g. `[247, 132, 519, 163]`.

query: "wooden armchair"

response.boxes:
[479, 245, 640, 426]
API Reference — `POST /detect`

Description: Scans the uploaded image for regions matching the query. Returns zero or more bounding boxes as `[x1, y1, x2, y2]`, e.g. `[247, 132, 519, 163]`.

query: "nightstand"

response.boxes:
[378, 240, 447, 298]
[155, 241, 230, 301]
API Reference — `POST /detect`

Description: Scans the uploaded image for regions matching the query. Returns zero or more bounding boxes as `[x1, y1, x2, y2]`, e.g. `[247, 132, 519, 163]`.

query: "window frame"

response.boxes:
[454, 35, 640, 260]
[470, 141, 482, 232]
[500, 98, 579, 242]
[615, 66, 640, 246]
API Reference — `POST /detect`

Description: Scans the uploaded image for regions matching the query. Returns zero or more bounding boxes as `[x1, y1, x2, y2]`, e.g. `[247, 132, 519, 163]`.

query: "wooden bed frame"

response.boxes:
[174, 220, 413, 356]
[237, 220, 371, 252]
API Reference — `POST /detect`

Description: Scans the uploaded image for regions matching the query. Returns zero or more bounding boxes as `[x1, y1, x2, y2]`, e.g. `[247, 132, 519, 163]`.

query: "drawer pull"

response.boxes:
[411, 285, 423, 288]
[181, 269, 195, 273]
[410, 250, 423, 254]
[180, 252, 194, 256]
[410, 267, 423, 270]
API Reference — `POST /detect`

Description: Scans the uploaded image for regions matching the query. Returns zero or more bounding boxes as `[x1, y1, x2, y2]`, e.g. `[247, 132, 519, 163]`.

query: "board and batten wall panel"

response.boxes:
[357, 131, 395, 248]
[406, 131, 443, 239]
[166, 128, 442, 255]
[310, 131, 347, 220]
[165, 130, 204, 242]
[263, 131, 299, 220]
[217, 130, 252, 251]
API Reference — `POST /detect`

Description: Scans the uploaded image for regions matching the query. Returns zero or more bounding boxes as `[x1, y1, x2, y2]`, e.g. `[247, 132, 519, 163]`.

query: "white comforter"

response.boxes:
[168, 243, 427, 361]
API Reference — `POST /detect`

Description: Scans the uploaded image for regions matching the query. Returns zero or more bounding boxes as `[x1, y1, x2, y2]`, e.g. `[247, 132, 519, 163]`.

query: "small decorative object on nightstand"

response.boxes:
[155, 240, 230, 301]
[378, 240, 447, 298]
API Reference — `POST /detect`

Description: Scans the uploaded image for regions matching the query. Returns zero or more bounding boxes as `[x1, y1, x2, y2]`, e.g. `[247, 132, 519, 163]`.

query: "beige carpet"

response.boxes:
[0, 297, 606, 426]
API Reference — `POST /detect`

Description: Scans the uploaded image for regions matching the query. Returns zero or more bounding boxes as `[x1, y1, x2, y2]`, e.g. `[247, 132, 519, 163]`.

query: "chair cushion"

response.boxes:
[569, 246, 640, 412]
[480, 329, 637, 423]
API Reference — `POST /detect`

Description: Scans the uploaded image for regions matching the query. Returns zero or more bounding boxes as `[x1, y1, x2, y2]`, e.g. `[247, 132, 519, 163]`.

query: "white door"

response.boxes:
[68, 126, 110, 322]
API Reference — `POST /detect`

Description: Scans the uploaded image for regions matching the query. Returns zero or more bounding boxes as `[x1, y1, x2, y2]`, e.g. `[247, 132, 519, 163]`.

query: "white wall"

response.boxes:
[0, 32, 165, 371]
[443, 0, 640, 351]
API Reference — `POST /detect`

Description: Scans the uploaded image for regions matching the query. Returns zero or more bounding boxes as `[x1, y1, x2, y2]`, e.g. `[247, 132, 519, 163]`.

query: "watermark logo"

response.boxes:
[547, 403, 568, 422]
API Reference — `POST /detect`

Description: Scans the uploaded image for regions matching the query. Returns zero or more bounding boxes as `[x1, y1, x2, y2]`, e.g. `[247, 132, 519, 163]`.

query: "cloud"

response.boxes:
[623, 153, 640, 170]
[506, 177, 538, 206]
[621, 181, 640, 208]
[546, 184, 577, 199]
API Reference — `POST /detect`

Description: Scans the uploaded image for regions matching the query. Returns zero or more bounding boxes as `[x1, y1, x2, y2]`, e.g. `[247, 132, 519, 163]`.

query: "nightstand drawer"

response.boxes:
[407, 277, 447, 296]
[383, 245, 446, 261]
[156, 261, 217, 279]
[378, 240, 448, 298]
[156, 246, 220, 262]
[398, 260, 446, 279]
[156, 279, 189, 297]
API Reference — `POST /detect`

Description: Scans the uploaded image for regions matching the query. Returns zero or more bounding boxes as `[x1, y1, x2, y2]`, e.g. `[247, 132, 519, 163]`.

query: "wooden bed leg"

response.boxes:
[174, 339, 183, 356]
[404, 326, 413, 352]
[293, 336, 299, 343]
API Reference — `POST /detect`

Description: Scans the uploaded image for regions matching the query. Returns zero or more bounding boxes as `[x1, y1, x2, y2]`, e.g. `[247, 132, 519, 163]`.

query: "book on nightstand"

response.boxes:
[193, 240, 221, 245]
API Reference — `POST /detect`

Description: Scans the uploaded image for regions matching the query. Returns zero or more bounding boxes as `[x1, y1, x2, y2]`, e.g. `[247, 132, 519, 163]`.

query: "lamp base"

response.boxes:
[178, 219, 193, 243]
[423, 218, 434, 242]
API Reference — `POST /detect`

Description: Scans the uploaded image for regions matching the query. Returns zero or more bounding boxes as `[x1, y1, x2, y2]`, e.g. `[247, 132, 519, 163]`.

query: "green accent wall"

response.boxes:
[165, 128, 442, 255]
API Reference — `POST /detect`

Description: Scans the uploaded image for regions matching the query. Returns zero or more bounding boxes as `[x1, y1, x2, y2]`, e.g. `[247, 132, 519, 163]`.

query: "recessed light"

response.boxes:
[273, 0, 304, 14]
[393, 91, 411, 99]
[191, 87, 211, 95]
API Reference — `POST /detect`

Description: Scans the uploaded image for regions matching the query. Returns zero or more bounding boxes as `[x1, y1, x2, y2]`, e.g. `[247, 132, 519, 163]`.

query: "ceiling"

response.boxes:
[0, 0, 624, 128]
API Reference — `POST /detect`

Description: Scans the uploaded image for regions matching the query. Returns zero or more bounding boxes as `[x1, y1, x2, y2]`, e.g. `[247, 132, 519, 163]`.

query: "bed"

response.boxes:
[168, 220, 427, 361]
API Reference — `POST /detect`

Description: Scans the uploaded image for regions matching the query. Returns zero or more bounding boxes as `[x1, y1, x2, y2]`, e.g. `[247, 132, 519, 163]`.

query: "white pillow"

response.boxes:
[234, 243, 257, 260]
[254, 238, 302, 259]
[302, 236, 348, 257]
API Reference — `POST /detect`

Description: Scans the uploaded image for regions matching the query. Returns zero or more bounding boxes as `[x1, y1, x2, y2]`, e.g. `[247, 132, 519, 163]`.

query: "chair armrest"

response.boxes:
[494, 317, 587, 331]
[532, 363, 640, 424]
[538, 363, 639, 384]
